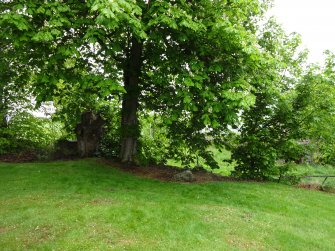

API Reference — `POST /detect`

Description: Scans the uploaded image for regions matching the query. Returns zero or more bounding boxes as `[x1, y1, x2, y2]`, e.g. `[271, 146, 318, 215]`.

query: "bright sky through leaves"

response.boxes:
[270, 0, 335, 63]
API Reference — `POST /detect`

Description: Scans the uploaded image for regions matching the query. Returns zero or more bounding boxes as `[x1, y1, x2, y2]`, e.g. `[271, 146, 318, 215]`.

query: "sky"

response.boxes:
[269, 0, 335, 63]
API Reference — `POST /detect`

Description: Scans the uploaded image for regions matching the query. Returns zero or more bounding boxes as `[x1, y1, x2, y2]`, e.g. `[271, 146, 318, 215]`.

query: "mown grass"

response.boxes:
[1, 159, 335, 250]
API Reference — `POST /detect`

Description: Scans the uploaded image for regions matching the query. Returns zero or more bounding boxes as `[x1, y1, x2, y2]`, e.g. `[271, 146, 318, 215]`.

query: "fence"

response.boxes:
[303, 175, 335, 186]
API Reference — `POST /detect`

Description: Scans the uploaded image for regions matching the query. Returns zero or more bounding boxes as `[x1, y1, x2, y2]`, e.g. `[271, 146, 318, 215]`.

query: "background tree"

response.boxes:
[0, 28, 30, 127]
[0, 12, 34, 154]
[232, 18, 308, 179]
[294, 51, 335, 164]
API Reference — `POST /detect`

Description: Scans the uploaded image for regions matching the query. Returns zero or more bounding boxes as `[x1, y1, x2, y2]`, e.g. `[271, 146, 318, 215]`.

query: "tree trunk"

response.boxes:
[120, 37, 143, 163]
[76, 111, 105, 157]
[0, 87, 8, 128]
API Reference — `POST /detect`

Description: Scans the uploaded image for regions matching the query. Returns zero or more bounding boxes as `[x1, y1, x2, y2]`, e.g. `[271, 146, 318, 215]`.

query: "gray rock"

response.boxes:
[173, 170, 194, 182]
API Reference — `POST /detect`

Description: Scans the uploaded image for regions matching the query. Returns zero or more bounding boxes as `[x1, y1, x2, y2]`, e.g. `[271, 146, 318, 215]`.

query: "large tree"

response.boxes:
[1, 0, 271, 163]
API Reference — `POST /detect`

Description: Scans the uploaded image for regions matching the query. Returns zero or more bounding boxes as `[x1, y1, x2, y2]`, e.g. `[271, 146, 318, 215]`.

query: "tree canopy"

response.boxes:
[1, 0, 271, 163]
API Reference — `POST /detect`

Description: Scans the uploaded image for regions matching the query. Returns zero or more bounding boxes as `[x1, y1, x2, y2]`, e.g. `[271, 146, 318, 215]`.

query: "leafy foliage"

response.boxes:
[0, 0, 273, 163]
[0, 112, 64, 156]
[294, 52, 335, 164]
[232, 18, 307, 179]
[98, 101, 122, 159]
[137, 114, 170, 166]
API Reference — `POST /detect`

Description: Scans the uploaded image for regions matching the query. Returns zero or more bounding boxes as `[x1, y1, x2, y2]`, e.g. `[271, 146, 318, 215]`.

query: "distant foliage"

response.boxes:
[137, 115, 220, 168]
[98, 103, 122, 159]
[137, 115, 170, 166]
[232, 18, 307, 179]
[276, 163, 301, 185]
[293, 52, 335, 165]
[279, 140, 305, 163]
[0, 112, 65, 157]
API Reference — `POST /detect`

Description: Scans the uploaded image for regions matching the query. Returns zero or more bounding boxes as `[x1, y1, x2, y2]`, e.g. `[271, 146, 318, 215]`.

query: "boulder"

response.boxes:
[173, 170, 194, 182]
[52, 139, 78, 159]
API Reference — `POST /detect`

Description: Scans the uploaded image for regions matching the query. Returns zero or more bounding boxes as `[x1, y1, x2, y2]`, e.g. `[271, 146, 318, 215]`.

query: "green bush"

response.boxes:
[274, 163, 301, 185]
[137, 115, 170, 165]
[232, 135, 277, 180]
[318, 141, 335, 165]
[97, 104, 122, 159]
[0, 112, 65, 157]
[0, 128, 15, 155]
[279, 139, 305, 163]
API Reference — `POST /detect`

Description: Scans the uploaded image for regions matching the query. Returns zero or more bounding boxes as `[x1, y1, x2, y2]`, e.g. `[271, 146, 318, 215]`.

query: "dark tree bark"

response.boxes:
[120, 37, 143, 163]
[76, 111, 105, 157]
[0, 87, 8, 129]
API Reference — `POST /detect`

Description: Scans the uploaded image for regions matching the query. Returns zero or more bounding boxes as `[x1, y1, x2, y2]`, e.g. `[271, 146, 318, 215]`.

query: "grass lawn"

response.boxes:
[1, 159, 335, 250]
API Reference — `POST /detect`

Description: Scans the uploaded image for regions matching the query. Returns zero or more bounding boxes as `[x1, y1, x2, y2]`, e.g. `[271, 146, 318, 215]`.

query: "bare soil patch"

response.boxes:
[100, 159, 238, 183]
[0, 226, 9, 234]
[297, 183, 322, 191]
[297, 182, 335, 193]
[0, 151, 39, 162]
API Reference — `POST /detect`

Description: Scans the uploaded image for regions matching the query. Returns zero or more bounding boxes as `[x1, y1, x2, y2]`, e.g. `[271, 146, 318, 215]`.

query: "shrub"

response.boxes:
[232, 135, 277, 180]
[279, 139, 305, 163]
[97, 104, 121, 159]
[275, 163, 301, 185]
[0, 112, 65, 157]
[137, 115, 170, 165]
